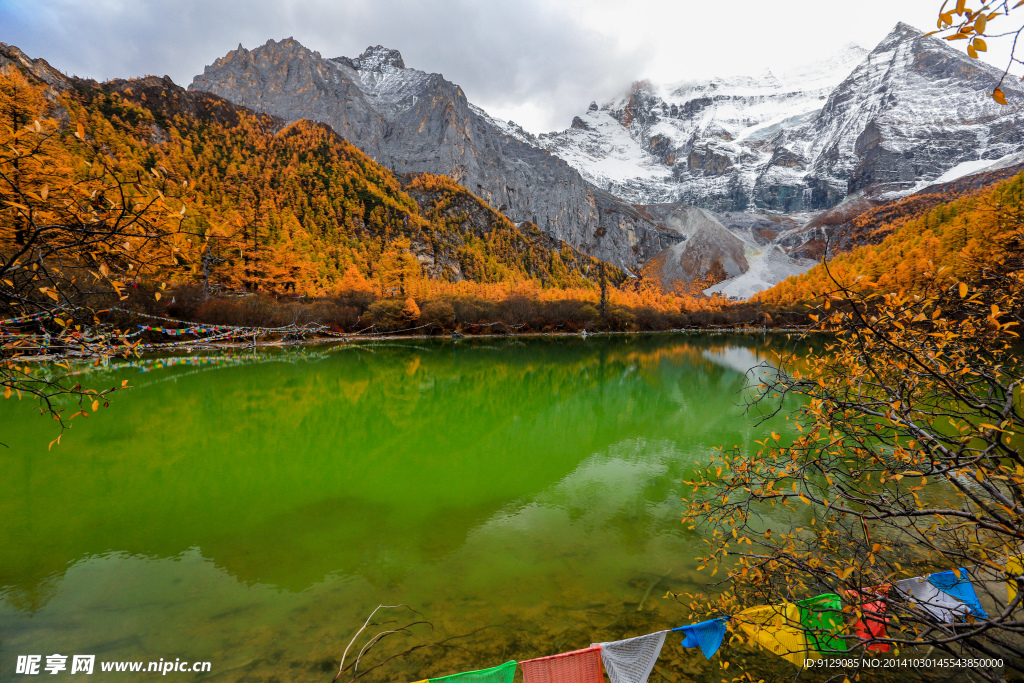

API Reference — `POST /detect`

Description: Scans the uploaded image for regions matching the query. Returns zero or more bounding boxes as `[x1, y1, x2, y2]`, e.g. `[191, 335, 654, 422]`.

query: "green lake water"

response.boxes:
[0, 334, 842, 682]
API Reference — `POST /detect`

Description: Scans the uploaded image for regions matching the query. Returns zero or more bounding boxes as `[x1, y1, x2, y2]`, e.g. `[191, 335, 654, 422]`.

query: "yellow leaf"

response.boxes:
[798, 493, 811, 505]
[968, 44, 978, 58]
[92, 400, 99, 412]
[41, 184, 48, 200]
[155, 292, 162, 301]
[975, 16, 987, 33]
[4, 386, 11, 399]
[959, 282, 968, 298]
[993, 88, 1007, 105]
[974, 37, 987, 51]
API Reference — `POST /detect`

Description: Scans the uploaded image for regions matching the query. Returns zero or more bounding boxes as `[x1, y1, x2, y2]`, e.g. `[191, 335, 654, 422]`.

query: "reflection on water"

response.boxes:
[0, 334, 881, 682]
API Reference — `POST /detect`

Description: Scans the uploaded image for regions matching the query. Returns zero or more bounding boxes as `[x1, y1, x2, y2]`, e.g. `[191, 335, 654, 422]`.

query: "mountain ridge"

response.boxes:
[6, 23, 1022, 301]
[189, 39, 664, 272]
[540, 22, 1024, 213]
[186, 27, 1024, 297]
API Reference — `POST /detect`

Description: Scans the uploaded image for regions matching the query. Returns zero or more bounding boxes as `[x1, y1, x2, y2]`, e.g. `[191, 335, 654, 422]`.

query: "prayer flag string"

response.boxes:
[410, 557, 1016, 682]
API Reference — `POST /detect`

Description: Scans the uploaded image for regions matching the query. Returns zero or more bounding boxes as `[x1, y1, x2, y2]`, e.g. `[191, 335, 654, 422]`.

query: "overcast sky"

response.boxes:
[0, 0, 1016, 133]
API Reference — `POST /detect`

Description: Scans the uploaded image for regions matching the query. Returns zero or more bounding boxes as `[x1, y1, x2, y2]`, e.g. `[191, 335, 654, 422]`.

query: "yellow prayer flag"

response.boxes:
[1008, 556, 1023, 603]
[733, 603, 815, 667]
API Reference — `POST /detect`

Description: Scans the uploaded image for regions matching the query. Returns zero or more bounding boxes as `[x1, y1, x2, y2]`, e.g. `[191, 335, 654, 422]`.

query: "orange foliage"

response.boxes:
[758, 171, 1024, 306]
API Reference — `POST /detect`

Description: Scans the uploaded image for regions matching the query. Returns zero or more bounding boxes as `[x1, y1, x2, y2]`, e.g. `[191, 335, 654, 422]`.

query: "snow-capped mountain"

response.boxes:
[539, 23, 1024, 212]
[537, 44, 867, 206]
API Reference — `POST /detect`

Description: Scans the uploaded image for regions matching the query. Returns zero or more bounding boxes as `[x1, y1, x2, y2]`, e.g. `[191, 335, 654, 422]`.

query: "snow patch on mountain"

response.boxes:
[876, 150, 1024, 200]
[535, 105, 677, 203]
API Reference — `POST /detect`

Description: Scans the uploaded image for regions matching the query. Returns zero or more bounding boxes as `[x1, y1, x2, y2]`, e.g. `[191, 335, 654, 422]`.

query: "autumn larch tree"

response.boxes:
[0, 68, 192, 442]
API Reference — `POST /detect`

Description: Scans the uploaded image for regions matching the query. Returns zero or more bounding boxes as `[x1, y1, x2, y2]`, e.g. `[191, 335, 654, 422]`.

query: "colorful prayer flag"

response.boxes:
[520, 645, 603, 683]
[733, 603, 811, 667]
[592, 631, 666, 683]
[425, 660, 516, 683]
[796, 594, 846, 653]
[1007, 557, 1023, 603]
[928, 569, 987, 618]
[845, 586, 891, 652]
[896, 577, 970, 623]
[672, 617, 728, 659]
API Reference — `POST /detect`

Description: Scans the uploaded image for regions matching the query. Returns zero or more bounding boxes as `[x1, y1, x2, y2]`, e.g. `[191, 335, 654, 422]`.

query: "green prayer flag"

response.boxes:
[797, 593, 847, 653]
[428, 660, 517, 683]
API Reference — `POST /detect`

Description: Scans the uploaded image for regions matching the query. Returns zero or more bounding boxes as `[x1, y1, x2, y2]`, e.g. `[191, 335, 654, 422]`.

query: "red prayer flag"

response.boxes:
[846, 585, 891, 653]
[520, 646, 604, 683]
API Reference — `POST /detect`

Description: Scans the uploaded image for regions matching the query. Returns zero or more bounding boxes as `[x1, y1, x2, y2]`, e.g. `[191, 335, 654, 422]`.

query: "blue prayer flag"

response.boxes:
[929, 569, 988, 618]
[672, 617, 728, 659]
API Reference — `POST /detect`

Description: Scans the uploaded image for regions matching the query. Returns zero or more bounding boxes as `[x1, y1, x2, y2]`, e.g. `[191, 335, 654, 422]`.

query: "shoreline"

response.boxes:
[19, 326, 811, 362]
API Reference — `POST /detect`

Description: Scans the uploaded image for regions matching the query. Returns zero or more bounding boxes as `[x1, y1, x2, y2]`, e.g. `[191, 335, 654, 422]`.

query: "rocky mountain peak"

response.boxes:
[864, 21, 931, 60]
[201, 37, 318, 77]
[350, 45, 406, 71]
[0, 42, 71, 91]
[890, 21, 924, 39]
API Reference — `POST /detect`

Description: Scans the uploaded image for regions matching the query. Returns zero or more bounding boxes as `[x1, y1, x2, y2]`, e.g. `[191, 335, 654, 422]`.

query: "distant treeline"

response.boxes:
[130, 281, 803, 336]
